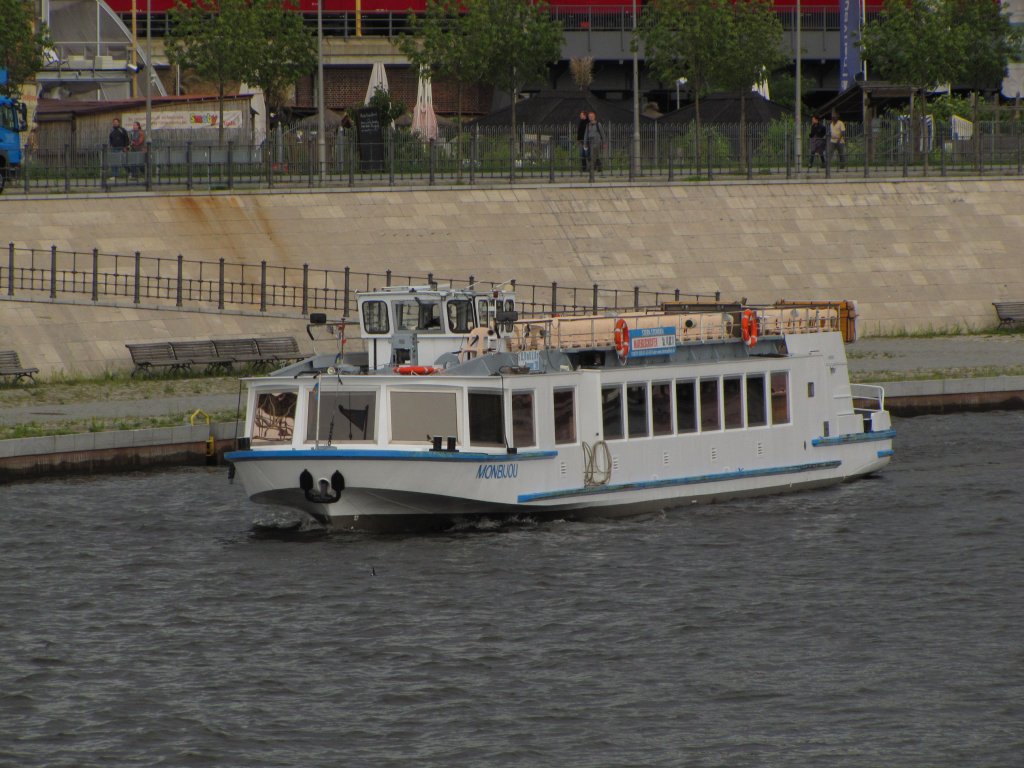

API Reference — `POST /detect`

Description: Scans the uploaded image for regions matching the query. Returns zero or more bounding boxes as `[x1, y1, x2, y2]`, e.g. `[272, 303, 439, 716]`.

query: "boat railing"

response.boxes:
[757, 306, 842, 337]
[850, 383, 886, 412]
[507, 311, 733, 352]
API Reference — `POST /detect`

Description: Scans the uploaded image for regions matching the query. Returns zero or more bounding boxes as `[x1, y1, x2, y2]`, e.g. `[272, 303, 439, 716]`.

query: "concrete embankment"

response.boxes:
[4, 177, 1024, 377]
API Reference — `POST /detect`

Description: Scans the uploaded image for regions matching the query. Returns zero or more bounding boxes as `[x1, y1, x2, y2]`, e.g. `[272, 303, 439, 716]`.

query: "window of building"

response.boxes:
[553, 388, 576, 444]
[627, 383, 649, 438]
[307, 390, 376, 444]
[724, 376, 743, 429]
[652, 381, 673, 436]
[700, 378, 721, 431]
[676, 380, 697, 433]
[469, 390, 504, 447]
[771, 372, 790, 425]
[746, 374, 767, 427]
[511, 391, 536, 448]
[602, 384, 624, 440]
[361, 300, 389, 335]
[390, 390, 457, 443]
[447, 299, 475, 333]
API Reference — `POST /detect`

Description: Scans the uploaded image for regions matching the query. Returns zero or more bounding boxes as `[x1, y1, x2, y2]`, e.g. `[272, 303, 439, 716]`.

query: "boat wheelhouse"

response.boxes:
[225, 285, 893, 531]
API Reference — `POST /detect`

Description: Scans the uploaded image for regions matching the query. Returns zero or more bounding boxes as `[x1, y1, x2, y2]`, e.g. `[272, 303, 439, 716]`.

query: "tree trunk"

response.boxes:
[694, 90, 703, 173]
[218, 82, 226, 147]
[739, 92, 747, 168]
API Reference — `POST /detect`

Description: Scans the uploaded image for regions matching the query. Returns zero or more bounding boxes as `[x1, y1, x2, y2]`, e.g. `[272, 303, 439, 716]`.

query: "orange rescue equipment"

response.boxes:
[614, 318, 631, 363]
[741, 309, 759, 347]
[393, 365, 438, 375]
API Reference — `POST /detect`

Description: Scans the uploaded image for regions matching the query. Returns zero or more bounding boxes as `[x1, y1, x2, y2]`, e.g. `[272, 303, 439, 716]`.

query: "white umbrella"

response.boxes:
[411, 69, 439, 142]
[364, 62, 390, 105]
[753, 68, 770, 100]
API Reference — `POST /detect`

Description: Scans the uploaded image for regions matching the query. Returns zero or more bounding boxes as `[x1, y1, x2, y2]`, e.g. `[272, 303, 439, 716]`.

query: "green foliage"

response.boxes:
[166, 0, 315, 140]
[948, 0, 1024, 94]
[366, 86, 405, 124]
[641, 0, 732, 100]
[0, 0, 52, 95]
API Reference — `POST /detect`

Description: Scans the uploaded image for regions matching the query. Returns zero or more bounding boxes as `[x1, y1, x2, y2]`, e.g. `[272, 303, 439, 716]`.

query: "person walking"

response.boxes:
[808, 115, 827, 169]
[585, 111, 604, 173]
[108, 117, 129, 180]
[829, 112, 847, 170]
[128, 120, 146, 180]
[577, 111, 589, 172]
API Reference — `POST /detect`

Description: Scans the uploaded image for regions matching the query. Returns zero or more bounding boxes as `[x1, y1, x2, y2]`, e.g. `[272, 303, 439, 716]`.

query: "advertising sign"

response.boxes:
[629, 326, 677, 358]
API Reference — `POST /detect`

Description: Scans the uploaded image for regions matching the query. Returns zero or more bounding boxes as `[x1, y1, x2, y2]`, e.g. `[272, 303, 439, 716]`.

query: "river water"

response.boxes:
[1, 411, 1022, 767]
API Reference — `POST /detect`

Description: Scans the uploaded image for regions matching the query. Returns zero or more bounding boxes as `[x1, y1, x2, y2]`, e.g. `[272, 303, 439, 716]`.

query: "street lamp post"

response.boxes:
[317, 0, 327, 181]
[631, 0, 640, 178]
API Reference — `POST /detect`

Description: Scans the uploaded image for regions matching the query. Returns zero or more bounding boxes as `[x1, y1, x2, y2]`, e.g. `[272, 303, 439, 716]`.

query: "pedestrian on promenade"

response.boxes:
[808, 115, 827, 169]
[129, 121, 146, 180]
[585, 111, 604, 173]
[829, 112, 847, 169]
[108, 117, 129, 180]
[577, 111, 589, 172]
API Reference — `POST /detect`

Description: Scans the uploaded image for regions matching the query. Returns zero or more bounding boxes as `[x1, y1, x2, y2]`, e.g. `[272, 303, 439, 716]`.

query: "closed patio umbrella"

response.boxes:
[411, 69, 439, 142]
[364, 62, 390, 105]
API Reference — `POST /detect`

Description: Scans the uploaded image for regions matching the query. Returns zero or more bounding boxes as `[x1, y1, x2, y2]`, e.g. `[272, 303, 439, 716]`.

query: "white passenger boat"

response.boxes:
[225, 285, 894, 531]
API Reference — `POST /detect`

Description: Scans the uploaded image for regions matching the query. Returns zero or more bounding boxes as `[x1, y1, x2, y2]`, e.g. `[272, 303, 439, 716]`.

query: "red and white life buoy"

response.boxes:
[741, 309, 759, 347]
[393, 365, 438, 375]
[614, 318, 631, 363]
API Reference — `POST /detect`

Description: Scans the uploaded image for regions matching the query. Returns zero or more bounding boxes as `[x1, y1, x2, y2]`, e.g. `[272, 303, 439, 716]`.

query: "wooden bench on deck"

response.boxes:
[0, 350, 39, 384]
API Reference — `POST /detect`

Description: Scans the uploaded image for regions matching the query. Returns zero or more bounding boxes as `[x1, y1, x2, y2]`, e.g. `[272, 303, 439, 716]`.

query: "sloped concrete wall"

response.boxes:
[2, 178, 1022, 376]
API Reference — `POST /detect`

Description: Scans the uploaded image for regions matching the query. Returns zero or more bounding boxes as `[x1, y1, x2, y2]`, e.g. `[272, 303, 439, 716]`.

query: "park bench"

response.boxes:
[0, 350, 39, 384]
[126, 342, 181, 377]
[212, 338, 264, 368]
[254, 336, 302, 368]
[993, 301, 1024, 327]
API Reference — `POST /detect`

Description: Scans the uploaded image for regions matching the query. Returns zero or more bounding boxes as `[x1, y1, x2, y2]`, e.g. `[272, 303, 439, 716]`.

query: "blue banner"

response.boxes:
[839, 0, 862, 93]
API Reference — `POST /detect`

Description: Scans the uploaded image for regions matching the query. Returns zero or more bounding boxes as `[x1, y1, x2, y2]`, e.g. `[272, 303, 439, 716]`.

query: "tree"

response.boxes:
[859, 0, 952, 163]
[712, 0, 785, 165]
[467, 0, 564, 143]
[947, 0, 1024, 165]
[246, 0, 317, 139]
[640, 0, 733, 170]
[397, 0, 489, 175]
[0, 0, 51, 96]
[165, 0, 254, 144]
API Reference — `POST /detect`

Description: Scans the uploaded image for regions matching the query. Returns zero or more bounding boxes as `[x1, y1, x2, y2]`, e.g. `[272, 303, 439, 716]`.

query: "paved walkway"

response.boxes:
[1, 336, 1021, 429]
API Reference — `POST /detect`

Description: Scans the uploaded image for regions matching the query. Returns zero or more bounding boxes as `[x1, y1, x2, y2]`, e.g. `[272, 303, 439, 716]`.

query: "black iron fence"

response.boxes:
[13, 116, 1024, 195]
[3, 243, 720, 319]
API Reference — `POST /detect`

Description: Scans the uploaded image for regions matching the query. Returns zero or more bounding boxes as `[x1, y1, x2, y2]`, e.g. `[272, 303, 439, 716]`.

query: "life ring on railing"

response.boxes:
[613, 318, 630, 363]
[393, 365, 438, 375]
[741, 309, 759, 347]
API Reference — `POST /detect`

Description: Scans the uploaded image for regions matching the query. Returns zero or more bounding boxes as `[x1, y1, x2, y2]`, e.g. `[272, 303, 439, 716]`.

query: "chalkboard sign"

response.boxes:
[357, 107, 384, 172]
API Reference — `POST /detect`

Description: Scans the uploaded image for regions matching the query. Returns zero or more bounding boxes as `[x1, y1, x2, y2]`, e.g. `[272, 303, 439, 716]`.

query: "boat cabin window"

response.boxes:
[652, 381, 673, 437]
[724, 376, 743, 429]
[390, 390, 457, 443]
[676, 380, 697, 434]
[771, 372, 790, 425]
[469, 391, 504, 447]
[477, 299, 491, 329]
[553, 387, 576, 444]
[501, 299, 516, 332]
[307, 390, 376, 444]
[362, 300, 390, 335]
[252, 391, 297, 444]
[700, 379, 721, 432]
[511, 391, 536, 448]
[395, 299, 442, 333]
[746, 374, 768, 427]
[627, 383, 649, 438]
[602, 385, 624, 440]
[447, 300, 475, 334]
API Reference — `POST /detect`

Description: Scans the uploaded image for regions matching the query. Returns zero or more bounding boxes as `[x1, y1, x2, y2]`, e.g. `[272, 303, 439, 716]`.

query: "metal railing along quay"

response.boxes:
[3, 243, 721, 319]
[12, 116, 1024, 195]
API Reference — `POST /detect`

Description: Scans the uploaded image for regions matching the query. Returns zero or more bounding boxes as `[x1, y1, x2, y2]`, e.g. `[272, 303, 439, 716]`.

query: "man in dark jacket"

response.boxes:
[808, 115, 827, 169]
[577, 111, 589, 171]
[108, 117, 130, 179]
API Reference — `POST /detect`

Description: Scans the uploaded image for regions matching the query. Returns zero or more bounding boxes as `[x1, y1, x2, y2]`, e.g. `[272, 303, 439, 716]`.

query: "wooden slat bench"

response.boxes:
[212, 338, 264, 368]
[0, 350, 39, 384]
[993, 301, 1024, 327]
[254, 336, 302, 368]
[169, 340, 231, 372]
[126, 342, 181, 377]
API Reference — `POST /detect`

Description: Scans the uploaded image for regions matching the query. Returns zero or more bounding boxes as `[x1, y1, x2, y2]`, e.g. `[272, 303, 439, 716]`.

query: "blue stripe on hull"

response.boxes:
[812, 429, 896, 447]
[225, 448, 557, 463]
[517, 460, 842, 503]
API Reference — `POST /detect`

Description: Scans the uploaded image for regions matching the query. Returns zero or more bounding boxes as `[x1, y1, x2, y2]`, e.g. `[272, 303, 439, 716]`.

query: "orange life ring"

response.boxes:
[741, 309, 759, 347]
[393, 365, 438, 375]
[614, 318, 630, 362]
